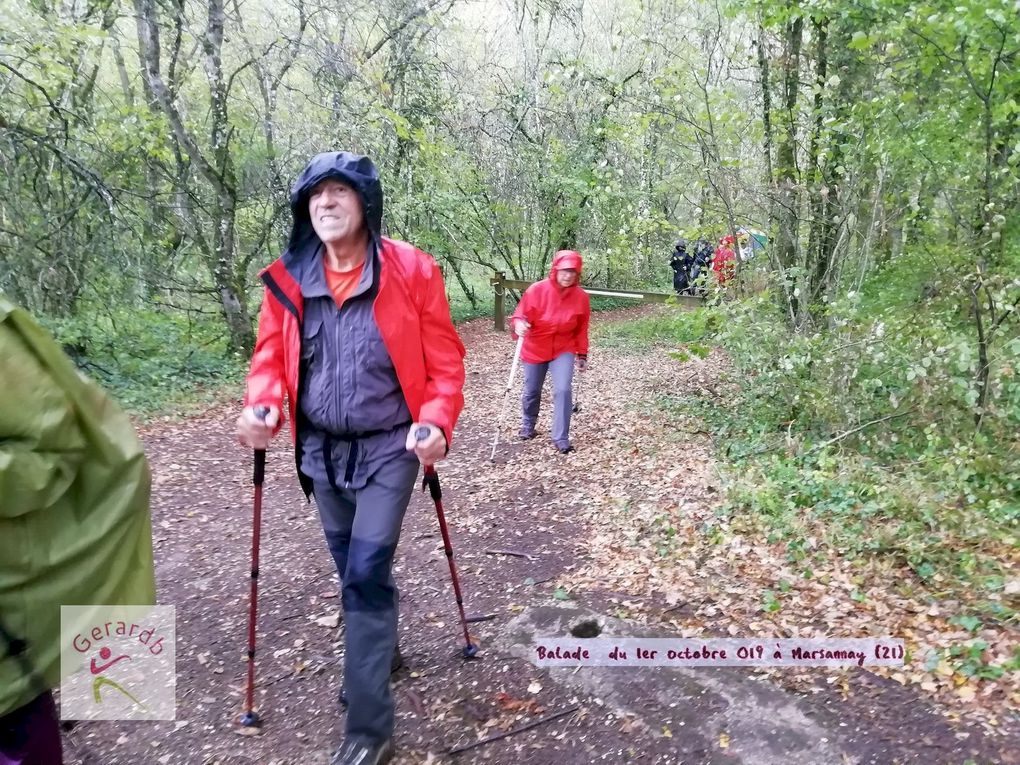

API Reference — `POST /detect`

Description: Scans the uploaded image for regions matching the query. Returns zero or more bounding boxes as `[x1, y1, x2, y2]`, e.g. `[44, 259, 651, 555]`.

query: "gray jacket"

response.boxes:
[296, 243, 414, 490]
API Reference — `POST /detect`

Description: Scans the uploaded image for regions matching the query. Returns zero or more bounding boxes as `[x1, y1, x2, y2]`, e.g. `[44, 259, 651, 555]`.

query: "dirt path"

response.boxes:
[65, 309, 1017, 765]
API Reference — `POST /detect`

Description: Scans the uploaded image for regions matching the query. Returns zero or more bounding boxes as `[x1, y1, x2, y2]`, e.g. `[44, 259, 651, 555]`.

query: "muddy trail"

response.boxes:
[64, 308, 1018, 765]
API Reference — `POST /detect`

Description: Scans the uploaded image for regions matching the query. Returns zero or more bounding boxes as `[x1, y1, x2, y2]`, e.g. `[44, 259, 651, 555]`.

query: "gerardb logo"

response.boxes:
[60, 605, 175, 721]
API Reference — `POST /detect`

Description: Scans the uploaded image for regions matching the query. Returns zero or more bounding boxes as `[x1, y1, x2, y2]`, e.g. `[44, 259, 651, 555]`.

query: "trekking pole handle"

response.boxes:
[415, 427, 443, 500]
[252, 405, 269, 485]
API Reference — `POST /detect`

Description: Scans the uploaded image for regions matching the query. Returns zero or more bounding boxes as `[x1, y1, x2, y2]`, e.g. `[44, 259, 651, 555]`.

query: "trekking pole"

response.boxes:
[489, 335, 524, 463]
[416, 426, 479, 659]
[572, 364, 585, 414]
[240, 405, 269, 728]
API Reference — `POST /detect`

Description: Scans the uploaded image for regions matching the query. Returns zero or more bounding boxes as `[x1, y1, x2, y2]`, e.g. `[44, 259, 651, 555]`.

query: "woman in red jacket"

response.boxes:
[510, 250, 591, 453]
[712, 235, 737, 286]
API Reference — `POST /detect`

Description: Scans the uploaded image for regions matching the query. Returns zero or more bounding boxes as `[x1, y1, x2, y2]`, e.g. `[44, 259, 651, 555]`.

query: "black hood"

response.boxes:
[286, 151, 384, 259]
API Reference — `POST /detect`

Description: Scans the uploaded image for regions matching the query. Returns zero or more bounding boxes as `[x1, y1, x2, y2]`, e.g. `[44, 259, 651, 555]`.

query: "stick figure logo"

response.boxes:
[89, 646, 147, 710]
[62, 605, 177, 721]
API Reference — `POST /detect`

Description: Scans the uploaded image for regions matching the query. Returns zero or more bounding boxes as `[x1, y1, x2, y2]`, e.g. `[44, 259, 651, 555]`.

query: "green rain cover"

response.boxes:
[0, 295, 156, 716]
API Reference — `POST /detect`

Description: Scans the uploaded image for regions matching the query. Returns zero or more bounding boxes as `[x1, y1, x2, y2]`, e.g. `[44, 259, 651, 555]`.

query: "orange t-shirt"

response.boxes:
[325, 262, 365, 308]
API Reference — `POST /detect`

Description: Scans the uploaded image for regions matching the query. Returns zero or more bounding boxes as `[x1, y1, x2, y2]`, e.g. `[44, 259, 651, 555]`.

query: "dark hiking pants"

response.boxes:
[312, 454, 419, 744]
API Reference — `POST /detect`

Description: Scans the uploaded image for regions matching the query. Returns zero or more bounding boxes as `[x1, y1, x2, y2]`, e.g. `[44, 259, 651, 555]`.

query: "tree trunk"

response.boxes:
[807, 17, 848, 314]
[134, 0, 254, 354]
[756, 24, 776, 228]
[774, 13, 804, 324]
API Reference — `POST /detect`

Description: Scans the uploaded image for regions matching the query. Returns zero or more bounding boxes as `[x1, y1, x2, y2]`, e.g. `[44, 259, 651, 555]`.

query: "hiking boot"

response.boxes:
[518, 427, 536, 440]
[555, 441, 574, 454]
[330, 737, 394, 765]
[339, 646, 403, 707]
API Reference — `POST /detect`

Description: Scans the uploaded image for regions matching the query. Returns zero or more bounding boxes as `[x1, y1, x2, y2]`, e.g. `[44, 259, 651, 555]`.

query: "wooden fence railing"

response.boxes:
[489, 271, 702, 330]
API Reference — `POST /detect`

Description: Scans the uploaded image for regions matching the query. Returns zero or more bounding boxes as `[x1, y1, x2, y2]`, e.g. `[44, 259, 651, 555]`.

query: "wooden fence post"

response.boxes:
[492, 271, 506, 331]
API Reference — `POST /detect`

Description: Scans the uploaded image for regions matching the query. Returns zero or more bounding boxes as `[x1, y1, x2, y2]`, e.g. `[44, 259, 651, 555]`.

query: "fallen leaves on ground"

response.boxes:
[495, 691, 545, 715]
[67, 306, 1014, 765]
[539, 317, 1016, 732]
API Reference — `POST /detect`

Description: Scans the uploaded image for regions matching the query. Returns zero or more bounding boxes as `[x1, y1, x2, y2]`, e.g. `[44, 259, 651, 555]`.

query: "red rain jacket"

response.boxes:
[510, 250, 591, 364]
[712, 243, 736, 285]
[244, 237, 466, 447]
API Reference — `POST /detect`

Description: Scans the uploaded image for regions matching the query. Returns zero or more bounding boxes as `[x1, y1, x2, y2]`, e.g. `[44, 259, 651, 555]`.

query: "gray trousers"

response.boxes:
[312, 453, 419, 744]
[521, 352, 575, 446]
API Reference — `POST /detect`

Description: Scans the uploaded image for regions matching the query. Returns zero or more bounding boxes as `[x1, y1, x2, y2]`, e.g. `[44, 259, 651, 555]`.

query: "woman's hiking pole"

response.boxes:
[240, 405, 269, 729]
[572, 366, 584, 414]
[416, 427, 479, 659]
[489, 335, 524, 463]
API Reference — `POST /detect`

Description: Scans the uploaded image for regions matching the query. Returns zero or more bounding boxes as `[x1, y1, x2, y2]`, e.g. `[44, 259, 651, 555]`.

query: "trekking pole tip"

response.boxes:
[462, 643, 479, 659]
[239, 710, 262, 728]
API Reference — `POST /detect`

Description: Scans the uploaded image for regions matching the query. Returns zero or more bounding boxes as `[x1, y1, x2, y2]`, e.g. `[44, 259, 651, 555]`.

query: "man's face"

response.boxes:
[309, 179, 364, 245]
[556, 268, 578, 287]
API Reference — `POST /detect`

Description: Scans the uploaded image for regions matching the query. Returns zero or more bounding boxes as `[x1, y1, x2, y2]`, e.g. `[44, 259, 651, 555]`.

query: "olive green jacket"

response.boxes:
[0, 296, 155, 716]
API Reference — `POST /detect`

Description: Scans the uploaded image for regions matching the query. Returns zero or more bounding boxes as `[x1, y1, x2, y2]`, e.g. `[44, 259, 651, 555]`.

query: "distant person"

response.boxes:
[0, 295, 156, 765]
[510, 250, 590, 454]
[736, 228, 753, 261]
[687, 239, 714, 296]
[713, 235, 737, 286]
[669, 238, 690, 293]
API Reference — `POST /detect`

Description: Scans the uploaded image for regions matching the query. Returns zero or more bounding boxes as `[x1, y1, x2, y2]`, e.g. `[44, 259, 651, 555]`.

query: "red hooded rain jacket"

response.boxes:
[510, 250, 591, 364]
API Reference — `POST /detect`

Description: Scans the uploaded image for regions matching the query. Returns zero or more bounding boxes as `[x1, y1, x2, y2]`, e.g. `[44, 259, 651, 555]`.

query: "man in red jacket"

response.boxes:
[510, 250, 591, 453]
[236, 152, 465, 765]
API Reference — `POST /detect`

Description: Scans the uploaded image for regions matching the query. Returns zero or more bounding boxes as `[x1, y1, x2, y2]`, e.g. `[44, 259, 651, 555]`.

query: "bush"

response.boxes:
[617, 260, 1018, 610]
[43, 307, 246, 414]
[596, 304, 720, 349]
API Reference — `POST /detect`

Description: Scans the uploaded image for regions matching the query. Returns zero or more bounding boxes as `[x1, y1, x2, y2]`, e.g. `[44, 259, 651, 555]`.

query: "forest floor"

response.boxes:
[64, 307, 1018, 765]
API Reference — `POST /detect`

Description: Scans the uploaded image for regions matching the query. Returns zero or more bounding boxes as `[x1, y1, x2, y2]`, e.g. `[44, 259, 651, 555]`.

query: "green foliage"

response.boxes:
[762, 589, 782, 613]
[950, 615, 982, 633]
[553, 587, 572, 601]
[934, 640, 1011, 681]
[595, 306, 720, 350]
[626, 273, 1017, 606]
[447, 295, 491, 323]
[42, 308, 246, 414]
